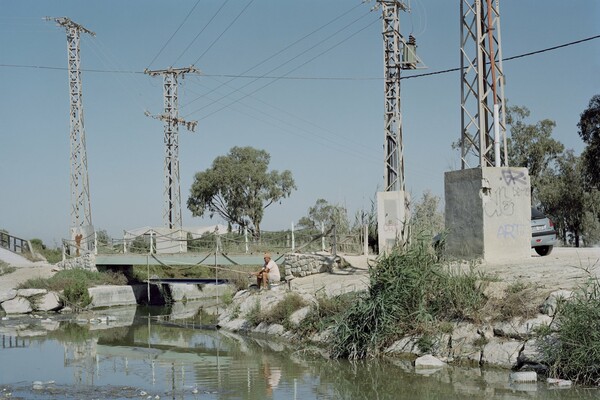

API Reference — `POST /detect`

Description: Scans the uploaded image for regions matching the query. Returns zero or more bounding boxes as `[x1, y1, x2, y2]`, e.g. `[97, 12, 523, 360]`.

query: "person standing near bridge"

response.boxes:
[252, 252, 280, 290]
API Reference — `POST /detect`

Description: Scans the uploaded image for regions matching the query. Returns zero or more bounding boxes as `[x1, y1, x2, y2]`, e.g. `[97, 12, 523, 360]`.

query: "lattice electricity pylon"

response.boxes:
[145, 66, 199, 230]
[46, 17, 95, 231]
[460, 0, 508, 169]
[379, 1, 411, 192]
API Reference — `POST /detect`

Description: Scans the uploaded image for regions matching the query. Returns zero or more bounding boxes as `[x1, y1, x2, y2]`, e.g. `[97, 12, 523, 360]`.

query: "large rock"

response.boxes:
[0, 289, 17, 303]
[482, 338, 523, 368]
[288, 306, 311, 327]
[1, 297, 32, 314]
[88, 285, 137, 308]
[35, 292, 62, 312]
[448, 322, 483, 364]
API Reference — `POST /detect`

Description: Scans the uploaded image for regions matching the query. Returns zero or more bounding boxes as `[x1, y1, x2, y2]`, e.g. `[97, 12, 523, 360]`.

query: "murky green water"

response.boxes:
[1, 306, 599, 399]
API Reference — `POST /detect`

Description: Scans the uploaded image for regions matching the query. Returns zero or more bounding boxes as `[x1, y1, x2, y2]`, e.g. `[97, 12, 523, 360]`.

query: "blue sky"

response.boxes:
[1, 0, 598, 246]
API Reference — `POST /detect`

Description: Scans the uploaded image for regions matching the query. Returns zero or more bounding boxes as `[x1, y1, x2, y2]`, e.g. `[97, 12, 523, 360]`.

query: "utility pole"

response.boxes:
[460, 0, 507, 168]
[380, 0, 410, 192]
[144, 66, 199, 230]
[375, 0, 421, 254]
[46, 17, 95, 253]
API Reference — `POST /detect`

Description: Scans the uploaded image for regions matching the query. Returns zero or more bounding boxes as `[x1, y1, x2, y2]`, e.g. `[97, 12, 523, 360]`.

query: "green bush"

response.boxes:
[17, 269, 127, 292]
[0, 261, 16, 276]
[261, 293, 308, 329]
[296, 292, 359, 337]
[537, 277, 600, 385]
[63, 280, 92, 310]
[330, 242, 485, 360]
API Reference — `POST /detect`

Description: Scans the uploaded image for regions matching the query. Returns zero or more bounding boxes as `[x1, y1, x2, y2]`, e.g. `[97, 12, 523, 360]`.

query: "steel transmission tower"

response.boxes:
[380, 0, 410, 192]
[47, 17, 95, 246]
[460, 0, 508, 169]
[145, 67, 199, 230]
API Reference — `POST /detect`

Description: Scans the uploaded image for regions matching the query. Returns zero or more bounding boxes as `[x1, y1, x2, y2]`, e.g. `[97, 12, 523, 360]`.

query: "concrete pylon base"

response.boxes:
[377, 190, 410, 255]
[444, 167, 531, 262]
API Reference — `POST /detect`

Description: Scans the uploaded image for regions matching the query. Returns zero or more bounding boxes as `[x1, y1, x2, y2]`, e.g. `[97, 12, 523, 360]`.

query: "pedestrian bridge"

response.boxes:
[95, 252, 273, 267]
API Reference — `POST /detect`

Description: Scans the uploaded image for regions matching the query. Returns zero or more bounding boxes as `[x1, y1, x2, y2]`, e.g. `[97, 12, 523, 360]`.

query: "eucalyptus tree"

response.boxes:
[187, 146, 296, 239]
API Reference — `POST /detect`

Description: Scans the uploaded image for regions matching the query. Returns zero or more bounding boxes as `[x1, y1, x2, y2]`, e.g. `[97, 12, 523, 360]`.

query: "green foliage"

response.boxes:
[410, 190, 444, 240]
[298, 198, 350, 234]
[537, 276, 600, 385]
[0, 261, 16, 276]
[29, 238, 62, 264]
[129, 235, 150, 253]
[246, 299, 262, 327]
[63, 280, 92, 310]
[17, 269, 127, 292]
[187, 146, 296, 239]
[578, 94, 600, 189]
[329, 243, 485, 360]
[506, 105, 564, 199]
[261, 293, 308, 329]
[296, 292, 359, 337]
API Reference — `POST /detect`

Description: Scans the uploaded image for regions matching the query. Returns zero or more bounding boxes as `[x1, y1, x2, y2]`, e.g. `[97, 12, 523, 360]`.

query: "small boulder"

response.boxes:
[35, 292, 62, 312]
[1, 297, 32, 314]
[0, 289, 17, 303]
[414, 354, 446, 368]
[288, 306, 311, 327]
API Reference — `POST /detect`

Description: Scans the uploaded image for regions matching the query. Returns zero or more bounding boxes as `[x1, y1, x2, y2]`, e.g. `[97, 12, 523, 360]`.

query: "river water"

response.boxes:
[1, 306, 599, 400]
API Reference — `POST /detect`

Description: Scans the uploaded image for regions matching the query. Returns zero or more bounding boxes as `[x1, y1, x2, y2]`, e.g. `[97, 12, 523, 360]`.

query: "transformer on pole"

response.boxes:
[144, 66, 199, 230]
[460, 0, 508, 168]
[47, 17, 95, 253]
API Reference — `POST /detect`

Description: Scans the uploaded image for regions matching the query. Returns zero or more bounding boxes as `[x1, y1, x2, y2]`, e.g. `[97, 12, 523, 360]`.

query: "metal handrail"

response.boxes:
[0, 231, 33, 255]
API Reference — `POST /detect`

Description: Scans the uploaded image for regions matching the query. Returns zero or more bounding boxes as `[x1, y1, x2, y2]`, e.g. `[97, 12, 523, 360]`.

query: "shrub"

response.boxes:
[261, 293, 308, 329]
[330, 242, 485, 360]
[0, 261, 16, 276]
[537, 276, 600, 385]
[296, 292, 359, 337]
[62, 280, 92, 310]
[17, 269, 127, 292]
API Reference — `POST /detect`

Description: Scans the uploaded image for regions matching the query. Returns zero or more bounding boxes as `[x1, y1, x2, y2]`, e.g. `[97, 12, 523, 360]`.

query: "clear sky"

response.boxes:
[1, 0, 598, 246]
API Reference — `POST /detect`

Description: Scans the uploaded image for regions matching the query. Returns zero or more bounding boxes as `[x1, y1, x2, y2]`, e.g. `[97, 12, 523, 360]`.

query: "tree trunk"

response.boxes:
[575, 231, 580, 248]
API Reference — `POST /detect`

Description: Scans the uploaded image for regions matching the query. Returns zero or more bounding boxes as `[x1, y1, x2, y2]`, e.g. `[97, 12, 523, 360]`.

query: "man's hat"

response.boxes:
[264, 252, 272, 258]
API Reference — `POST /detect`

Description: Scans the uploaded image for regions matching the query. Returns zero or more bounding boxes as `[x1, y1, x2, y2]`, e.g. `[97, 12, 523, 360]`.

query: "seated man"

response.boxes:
[252, 252, 280, 289]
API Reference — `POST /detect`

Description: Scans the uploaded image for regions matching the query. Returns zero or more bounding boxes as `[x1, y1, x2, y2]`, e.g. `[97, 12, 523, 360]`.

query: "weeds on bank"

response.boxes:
[17, 269, 126, 310]
[536, 272, 600, 385]
[329, 242, 486, 360]
[0, 261, 16, 276]
[296, 292, 360, 337]
[245, 293, 308, 329]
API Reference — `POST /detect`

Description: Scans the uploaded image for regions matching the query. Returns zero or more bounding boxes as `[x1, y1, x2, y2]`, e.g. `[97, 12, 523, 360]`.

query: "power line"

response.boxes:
[182, 10, 378, 118]
[191, 0, 255, 66]
[2, 33, 598, 79]
[146, 0, 202, 70]
[173, 0, 231, 66]
[179, 2, 366, 111]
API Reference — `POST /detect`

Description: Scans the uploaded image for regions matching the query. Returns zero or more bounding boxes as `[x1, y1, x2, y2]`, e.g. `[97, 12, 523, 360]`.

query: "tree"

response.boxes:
[298, 198, 349, 234]
[410, 190, 444, 239]
[538, 151, 600, 247]
[578, 94, 600, 189]
[187, 146, 296, 239]
[506, 105, 564, 200]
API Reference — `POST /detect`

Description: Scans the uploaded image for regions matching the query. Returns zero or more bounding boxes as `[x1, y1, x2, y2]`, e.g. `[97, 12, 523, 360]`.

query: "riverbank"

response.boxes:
[1, 247, 599, 376]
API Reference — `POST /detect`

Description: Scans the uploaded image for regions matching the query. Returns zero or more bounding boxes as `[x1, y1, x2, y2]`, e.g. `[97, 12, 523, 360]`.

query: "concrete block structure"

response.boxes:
[377, 191, 409, 254]
[444, 167, 531, 261]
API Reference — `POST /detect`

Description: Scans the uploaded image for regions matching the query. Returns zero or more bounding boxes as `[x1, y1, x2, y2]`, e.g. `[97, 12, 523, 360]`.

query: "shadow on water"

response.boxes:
[1, 304, 600, 399]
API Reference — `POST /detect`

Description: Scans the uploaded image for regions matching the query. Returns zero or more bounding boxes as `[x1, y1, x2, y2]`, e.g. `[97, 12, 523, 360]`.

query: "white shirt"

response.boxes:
[265, 259, 280, 282]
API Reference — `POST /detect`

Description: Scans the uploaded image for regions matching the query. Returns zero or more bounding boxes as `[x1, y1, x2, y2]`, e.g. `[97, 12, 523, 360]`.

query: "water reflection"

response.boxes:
[1, 306, 600, 399]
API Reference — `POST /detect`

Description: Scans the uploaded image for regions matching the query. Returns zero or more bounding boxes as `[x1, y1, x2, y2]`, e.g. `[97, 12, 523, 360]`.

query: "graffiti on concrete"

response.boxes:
[484, 187, 515, 217]
[502, 170, 527, 186]
[497, 223, 527, 239]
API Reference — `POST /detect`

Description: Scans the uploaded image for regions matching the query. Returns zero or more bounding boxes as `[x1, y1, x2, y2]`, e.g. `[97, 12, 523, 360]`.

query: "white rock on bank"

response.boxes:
[288, 306, 311, 327]
[510, 371, 537, 382]
[482, 338, 523, 368]
[414, 354, 446, 368]
[540, 290, 573, 317]
[35, 292, 62, 312]
[0, 289, 17, 303]
[1, 297, 32, 314]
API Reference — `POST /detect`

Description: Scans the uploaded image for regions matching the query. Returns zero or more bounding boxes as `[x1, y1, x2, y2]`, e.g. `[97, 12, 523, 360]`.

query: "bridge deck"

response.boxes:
[95, 253, 269, 267]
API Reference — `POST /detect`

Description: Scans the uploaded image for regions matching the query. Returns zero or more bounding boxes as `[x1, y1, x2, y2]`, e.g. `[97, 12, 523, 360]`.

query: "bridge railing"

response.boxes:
[94, 225, 369, 257]
[0, 231, 33, 256]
